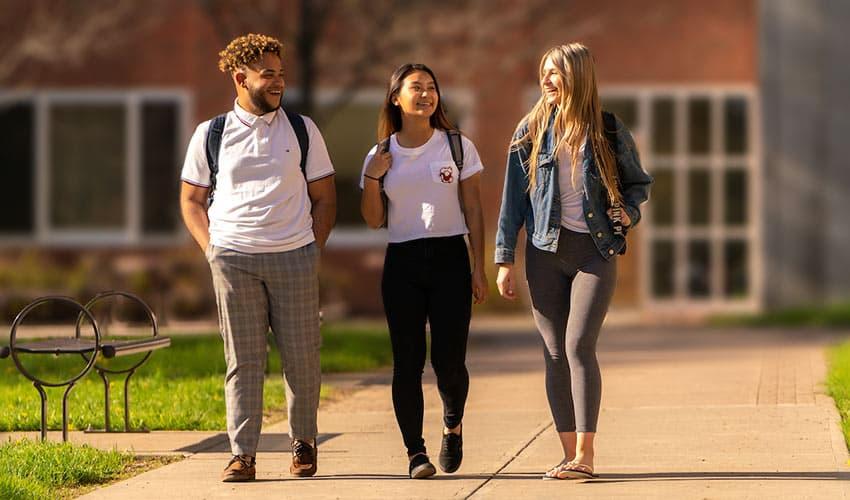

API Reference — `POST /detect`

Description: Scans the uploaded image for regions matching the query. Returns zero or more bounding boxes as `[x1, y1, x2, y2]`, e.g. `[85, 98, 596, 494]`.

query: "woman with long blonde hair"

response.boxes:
[494, 44, 652, 480]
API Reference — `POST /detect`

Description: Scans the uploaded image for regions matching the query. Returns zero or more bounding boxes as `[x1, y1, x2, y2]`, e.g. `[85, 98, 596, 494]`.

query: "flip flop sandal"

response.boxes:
[541, 462, 573, 481]
[557, 462, 595, 480]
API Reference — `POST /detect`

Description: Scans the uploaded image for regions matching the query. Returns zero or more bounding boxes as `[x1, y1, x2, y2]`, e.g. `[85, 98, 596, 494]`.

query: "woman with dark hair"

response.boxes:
[495, 44, 652, 480]
[360, 63, 488, 479]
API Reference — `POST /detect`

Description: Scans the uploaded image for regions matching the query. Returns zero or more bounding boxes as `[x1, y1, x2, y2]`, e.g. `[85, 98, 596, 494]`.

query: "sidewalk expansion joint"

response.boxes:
[464, 420, 552, 499]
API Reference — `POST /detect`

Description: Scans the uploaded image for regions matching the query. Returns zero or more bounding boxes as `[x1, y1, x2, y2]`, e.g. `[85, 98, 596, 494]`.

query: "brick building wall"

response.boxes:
[1, 0, 761, 317]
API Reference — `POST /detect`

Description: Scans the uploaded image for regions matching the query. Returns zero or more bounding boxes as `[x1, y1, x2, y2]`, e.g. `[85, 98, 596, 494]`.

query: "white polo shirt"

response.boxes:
[360, 130, 484, 243]
[181, 101, 335, 253]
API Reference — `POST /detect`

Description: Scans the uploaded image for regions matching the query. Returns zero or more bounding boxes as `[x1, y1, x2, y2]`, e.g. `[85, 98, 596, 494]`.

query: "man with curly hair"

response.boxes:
[179, 33, 336, 482]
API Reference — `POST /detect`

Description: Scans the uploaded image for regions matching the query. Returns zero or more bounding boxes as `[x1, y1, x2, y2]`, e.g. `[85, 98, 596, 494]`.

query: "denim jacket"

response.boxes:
[494, 112, 653, 264]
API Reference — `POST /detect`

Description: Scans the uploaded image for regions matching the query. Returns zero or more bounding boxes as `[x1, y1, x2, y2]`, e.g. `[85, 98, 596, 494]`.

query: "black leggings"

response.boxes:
[381, 235, 472, 456]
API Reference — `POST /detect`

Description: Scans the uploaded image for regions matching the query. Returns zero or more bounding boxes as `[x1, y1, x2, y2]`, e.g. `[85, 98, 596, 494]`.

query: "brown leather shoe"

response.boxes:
[290, 440, 317, 477]
[221, 455, 256, 482]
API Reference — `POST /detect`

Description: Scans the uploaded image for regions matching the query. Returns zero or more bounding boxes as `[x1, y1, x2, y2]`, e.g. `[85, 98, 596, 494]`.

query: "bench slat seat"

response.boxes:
[4, 337, 171, 359]
[12, 338, 97, 355]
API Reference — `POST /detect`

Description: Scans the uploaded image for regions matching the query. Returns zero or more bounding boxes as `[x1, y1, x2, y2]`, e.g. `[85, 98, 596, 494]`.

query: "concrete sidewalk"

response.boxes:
[13, 324, 849, 499]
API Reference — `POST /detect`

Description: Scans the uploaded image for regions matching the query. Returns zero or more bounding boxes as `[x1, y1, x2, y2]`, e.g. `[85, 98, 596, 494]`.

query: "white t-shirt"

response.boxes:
[558, 144, 589, 233]
[360, 130, 484, 243]
[181, 101, 335, 253]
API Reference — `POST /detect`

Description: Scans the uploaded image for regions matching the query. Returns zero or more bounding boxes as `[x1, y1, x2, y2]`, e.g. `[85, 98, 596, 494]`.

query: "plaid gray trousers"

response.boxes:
[207, 241, 321, 457]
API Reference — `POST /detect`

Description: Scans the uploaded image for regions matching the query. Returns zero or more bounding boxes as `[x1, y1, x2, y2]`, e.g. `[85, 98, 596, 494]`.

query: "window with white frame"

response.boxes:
[601, 88, 759, 308]
[0, 92, 188, 245]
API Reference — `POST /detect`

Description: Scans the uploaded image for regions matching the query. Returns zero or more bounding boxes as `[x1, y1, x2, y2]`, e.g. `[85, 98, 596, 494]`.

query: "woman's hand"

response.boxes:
[496, 264, 516, 300]
[472, 267, 489, 305]
[607, 207, 632, 227]
[365, 151, 392, 180]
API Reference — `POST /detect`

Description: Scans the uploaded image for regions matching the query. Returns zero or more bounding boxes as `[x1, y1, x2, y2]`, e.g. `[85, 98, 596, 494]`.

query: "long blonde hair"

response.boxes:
[512, 43, 621, 204]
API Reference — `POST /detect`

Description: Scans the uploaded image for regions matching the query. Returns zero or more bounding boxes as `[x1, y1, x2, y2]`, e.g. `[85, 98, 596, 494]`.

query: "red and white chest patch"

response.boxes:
[427, 161, 457, 186]
[439, 166, 454, 183]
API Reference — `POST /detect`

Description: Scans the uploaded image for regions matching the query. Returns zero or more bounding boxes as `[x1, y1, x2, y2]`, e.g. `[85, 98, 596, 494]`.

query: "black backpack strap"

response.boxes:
[375, 138, 391, 228]
[446, 130, 464, 170]
[376, 138, 391, 184]
[204, 113, 227, 206]
[283, 108, 310, 179]
[601, 111, 621, 182]
[602, 111, 618, 153]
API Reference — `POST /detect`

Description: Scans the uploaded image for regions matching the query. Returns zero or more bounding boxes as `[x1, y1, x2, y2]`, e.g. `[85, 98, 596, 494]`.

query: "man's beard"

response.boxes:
[248, 86, 279, 114]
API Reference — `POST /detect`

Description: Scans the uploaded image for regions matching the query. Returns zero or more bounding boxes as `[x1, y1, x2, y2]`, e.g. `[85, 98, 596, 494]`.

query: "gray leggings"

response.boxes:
[525, 228, 617, 433]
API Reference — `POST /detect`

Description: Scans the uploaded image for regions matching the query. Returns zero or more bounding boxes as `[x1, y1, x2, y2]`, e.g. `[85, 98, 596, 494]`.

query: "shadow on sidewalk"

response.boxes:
[492, 471, 850, 483]
[178, 433, 342, 454]
[245, 473, 526, 482]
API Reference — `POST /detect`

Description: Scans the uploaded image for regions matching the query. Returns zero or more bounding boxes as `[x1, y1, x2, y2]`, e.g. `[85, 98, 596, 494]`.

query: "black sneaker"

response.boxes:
[439, 431, 463, 473]
[408, 453, 436, 479]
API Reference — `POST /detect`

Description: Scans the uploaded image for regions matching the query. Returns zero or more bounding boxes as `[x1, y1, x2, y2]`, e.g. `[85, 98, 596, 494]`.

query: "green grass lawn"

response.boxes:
[0, 439, 137, 500]
[826, 338, 850, 450]
[0, 324, 391, 432]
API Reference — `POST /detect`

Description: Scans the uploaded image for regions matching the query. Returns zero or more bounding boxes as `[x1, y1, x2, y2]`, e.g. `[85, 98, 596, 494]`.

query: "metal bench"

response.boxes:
[0, 292, 171, 441]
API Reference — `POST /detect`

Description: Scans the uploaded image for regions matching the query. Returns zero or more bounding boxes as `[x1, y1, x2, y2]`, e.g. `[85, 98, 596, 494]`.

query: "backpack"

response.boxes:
[204, 108, 309, 206]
